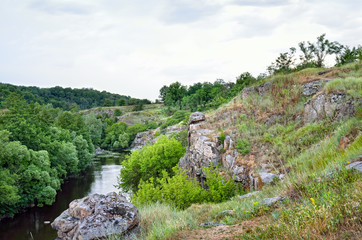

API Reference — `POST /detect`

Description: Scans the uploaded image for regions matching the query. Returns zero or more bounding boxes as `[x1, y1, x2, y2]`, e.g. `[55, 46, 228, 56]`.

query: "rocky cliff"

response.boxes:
[179, 75, 360, 191]
[179, 112, 258, 189]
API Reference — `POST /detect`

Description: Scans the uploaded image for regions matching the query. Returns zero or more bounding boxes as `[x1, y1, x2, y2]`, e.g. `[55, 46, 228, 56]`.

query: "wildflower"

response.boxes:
[253, 201, 259, 206]
[310, 198, 315, 205]
[347, 161, 350, 164]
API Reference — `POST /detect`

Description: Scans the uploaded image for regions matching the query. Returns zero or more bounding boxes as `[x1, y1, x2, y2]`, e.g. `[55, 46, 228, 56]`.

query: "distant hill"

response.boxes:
[0, 83, 151, 110]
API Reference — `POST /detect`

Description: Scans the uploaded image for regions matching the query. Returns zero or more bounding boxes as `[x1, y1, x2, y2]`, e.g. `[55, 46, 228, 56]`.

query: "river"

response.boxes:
[0, 152, 126, 240]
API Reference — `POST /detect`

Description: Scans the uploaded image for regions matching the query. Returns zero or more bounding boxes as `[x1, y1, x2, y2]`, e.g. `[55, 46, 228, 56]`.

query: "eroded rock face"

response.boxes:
[51, 192, 139, 240]
[131, 125, 187, 151]
[131, 129, 157, 151]
[189, 111, 206, 124]
[179, 112, 218, 180]
[302, 79, 331, 96]
[179, 112, 254, 189]
[304, 92, 359, 123]
[241, 82, 272, 99]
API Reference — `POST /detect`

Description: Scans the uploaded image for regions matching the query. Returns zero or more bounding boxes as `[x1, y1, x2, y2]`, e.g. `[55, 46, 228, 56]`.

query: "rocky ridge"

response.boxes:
[179, 77, 360, 191]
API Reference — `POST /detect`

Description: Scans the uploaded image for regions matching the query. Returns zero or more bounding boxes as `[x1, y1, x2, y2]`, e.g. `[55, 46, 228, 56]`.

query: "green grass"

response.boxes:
[325, 77, 362, 98]
[137, 203, 198, 240]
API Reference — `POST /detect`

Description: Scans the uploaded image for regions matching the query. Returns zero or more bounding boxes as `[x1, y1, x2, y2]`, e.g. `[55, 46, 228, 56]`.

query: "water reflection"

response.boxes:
[0, 152, 126, 240]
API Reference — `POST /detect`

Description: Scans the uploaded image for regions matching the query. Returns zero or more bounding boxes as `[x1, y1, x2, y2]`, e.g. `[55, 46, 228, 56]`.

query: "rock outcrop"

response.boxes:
[179, 112, 256, 189]
[346, 157, 362, 174]
[179, 112, 218, 181]
[241, 82, 271, 99]
[51, 192, 139, 240]
[131, 129, 157, 151]
[302, 79, 332, 96]
[304, 92, 359, 123]
[131, 125, 187, 151]
[261, 196, 285, 206]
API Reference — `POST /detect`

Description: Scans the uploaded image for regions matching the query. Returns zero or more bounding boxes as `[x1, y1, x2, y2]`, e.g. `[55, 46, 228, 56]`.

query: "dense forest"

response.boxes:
[0, 84, 151, 110]
[0, 93, 156, 217]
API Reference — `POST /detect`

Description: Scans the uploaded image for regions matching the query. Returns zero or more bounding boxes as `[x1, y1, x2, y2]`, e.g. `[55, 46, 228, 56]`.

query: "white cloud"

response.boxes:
[0, 0, 361, 100]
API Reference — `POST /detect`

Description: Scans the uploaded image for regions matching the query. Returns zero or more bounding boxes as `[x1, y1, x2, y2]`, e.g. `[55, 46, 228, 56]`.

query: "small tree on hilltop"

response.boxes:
[268, 47, 296, 74]
[307, 33, 343, 67]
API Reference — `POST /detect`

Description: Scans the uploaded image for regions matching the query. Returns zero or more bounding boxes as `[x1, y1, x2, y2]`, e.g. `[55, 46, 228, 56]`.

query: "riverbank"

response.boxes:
[0, 153, 126, 240]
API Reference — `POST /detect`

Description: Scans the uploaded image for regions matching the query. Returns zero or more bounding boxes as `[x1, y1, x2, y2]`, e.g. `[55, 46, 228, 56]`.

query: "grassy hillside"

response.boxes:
[81, 104, 166, 126]
[130, 62, 362, 240]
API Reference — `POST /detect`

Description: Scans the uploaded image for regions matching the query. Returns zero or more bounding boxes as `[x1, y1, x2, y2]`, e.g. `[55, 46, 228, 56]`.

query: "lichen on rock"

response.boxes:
[51, 192, 139, 240]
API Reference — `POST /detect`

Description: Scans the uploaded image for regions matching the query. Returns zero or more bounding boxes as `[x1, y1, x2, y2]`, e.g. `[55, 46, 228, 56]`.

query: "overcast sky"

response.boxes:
[0, 0, 361, 100]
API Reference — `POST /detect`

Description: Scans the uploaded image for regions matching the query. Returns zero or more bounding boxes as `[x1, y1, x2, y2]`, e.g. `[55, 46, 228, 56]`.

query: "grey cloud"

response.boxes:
[160, 1, 220, 24]
[231, 0, 292, 7]
[230, 14, 281, 39]
[29, 1, 92, 15]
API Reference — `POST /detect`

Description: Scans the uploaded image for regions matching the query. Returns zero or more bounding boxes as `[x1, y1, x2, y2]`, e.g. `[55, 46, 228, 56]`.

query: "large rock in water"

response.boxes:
[51, 192, 139, 240]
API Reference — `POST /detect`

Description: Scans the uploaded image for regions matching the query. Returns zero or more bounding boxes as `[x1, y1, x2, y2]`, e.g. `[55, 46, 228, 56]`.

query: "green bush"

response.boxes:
[170, 130, 188, 147]
[133, 168, 206, 209]
[114, 109, 122, 117]
[218, 131, 226, 144]
[118, 136, 185, 193]
[161, 110, 190, 129]
[236, 139, 251, 155]
[132, 166, 237, 210]
[203, 167, 236, 203]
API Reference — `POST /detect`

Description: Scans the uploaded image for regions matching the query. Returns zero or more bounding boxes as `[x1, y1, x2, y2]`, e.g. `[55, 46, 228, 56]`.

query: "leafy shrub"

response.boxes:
[146, 121, 158, 130]
[170, 130, 188, 148]
[218, 131, 226, 144]
[133, 168, 206, 209]
[113, 109, 122, 117]
[126, 124, 148, 142]
[132, 166, 237, 209]
[118, 136, 185, 193]
[203, 167, 236, 203]
[161, 110, 190, 129]
[236, 139, 251, 155]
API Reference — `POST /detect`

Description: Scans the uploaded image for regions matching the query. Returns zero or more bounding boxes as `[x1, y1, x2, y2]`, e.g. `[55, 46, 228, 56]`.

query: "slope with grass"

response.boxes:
[132, 62, 361, 240]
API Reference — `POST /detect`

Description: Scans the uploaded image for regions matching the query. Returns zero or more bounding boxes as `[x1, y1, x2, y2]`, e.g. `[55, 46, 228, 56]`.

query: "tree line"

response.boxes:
[267, 33, 362, 74]
[159, 73, 260, 113]
[0, 84, 151, 111]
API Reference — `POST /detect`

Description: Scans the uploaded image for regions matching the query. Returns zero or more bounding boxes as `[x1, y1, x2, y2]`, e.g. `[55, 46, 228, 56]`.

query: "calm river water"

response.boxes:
[0, 152, 126, 240]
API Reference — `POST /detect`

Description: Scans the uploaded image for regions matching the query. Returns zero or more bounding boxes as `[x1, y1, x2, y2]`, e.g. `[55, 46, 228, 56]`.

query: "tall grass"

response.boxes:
[325, 77, 362, 98]
[137, 203, 197, 240]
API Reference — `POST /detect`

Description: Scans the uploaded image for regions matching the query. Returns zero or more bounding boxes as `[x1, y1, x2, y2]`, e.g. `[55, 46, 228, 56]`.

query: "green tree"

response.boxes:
[164, 82, 187, 109]
[119, 136, 185, 192]
[309, 34, 343, 67]
[83, 113, 103, 145]
[117, 99, 126, 106]
[73, 135, 92, 172]
[336, 45, 362, 66]
[103, 98, 113, 107]
[118, 133, 130, 149]
[268, 47, 296, 74]
[114, 108, 122, 117]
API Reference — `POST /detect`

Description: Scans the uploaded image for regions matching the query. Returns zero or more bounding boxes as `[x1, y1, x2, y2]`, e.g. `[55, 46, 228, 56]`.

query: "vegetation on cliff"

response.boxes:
[123, 60, 361, 240]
